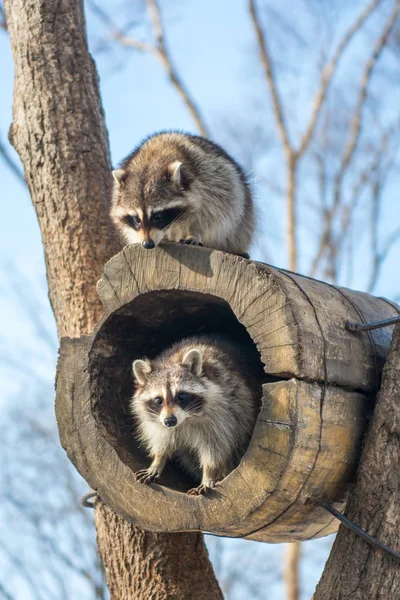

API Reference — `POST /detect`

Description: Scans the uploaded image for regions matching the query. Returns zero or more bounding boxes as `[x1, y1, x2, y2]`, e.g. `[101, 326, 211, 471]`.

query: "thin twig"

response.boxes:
[87, 1, 153, 51]
[368, 206, 400, 293]
[88, 0, 208, 136]
[146, 0, 208, 136]
[339, 3, 400, 179]
[249, 0, 292, 157]
[297, 0, 382, 156]
[332, 129, 390, 273]
[310, 1, 400, 277]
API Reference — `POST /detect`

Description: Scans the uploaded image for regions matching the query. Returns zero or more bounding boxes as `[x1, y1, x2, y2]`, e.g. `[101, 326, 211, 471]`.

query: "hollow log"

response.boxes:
[55, 243, 398, 542]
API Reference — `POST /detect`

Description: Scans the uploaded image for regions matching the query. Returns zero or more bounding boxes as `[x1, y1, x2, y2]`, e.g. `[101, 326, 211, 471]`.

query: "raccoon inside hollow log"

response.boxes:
[55, 244, 399, 542]
[132, 335, 264, 495]
[110, 131, 254, 257]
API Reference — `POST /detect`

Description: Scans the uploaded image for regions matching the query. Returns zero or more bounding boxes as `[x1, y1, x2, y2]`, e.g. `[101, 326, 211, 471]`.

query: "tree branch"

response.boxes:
[368, 220, 400, 293]
[146, 0, 209, 136]
[86, 1, 153, 52]
[309, 1, 400, 278]
[88, 0, 208, 136]
[249, 0, 292, 157]
[283, 542, 301, 600]
[321, 127, 392, 280]
[339, 2, 400, 179]
[297, 0, 382, 156]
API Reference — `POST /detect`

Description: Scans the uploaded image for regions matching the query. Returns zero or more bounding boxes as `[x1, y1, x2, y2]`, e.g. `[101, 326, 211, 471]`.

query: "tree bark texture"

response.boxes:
[4, 1, 222, 598]
[95, 503, 222, 600]
[314, 324, 400, 600]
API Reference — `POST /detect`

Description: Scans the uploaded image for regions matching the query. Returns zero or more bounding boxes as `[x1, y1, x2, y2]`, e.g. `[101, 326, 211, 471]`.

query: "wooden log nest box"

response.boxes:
[56, 244, 398, 543]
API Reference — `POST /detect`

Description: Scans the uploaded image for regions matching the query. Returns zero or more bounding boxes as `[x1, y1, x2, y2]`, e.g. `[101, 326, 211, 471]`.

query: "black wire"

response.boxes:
[346, 315, 400, 332]
[81, 491, 99, 508]
[323, 502, 400, 562]
[80, 491, 400, 561]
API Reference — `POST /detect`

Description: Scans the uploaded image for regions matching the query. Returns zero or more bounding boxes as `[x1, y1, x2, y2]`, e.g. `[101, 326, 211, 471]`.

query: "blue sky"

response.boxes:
[1, 0, 399, 285]
[1, 1, 399, 598]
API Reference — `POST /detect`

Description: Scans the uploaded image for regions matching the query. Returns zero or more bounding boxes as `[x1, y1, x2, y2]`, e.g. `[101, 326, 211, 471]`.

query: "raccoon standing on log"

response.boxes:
[111, 132, 255, 258]
[131, 335, 263, 495]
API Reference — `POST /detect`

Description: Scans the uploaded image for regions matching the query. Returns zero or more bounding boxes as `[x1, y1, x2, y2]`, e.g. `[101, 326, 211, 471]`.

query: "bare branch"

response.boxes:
[368, 206, 400, 293]
[87, 0, 153, 52]
[297, 0, 382, 156]
[334, 129, 390, 262]
[249, 0, 299, 270]
[145, 0, 208, 136]
[339, 2, 400, 178]
[88, 0, 208, 136]
[248, 0, 292, 157]
[287, 156, 298, 271]
[309, 1, 400, 277]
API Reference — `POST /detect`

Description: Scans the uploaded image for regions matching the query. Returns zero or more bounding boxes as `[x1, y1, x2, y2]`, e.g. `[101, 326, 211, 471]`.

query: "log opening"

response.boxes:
[89, 289, 268, 492]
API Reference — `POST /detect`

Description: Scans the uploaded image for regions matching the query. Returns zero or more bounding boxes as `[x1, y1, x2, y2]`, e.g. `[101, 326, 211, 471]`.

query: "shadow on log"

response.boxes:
[55, 243, 398, 542]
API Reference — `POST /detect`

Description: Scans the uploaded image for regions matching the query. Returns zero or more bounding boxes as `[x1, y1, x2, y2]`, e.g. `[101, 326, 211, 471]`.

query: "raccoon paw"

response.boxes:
[135, 468, 159, 485]
[179, 238, 204, 247]
[187, 482, 216, 496]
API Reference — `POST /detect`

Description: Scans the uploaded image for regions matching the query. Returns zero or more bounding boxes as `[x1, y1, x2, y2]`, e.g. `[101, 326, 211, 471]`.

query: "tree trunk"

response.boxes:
[286, 155, 298, 272]
[4, 1, 222, 598]
[95, 503, 222, 599]
[283, 542, 300, 600]
[314, 324, 400, 600]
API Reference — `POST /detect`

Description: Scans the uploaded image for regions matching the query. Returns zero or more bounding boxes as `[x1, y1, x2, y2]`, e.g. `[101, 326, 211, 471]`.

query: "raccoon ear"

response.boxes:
[166, 161, 192, 190]
[112, 169, 126, 187]
[167, 161, 182, 186]
[132, 359, 152, 385]
[182, 349, 202, 376]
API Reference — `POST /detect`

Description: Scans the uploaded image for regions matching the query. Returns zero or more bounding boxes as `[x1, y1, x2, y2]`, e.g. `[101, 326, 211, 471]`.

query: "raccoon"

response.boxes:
[131, 335, 263, 495]
[111, 131, 255, 257]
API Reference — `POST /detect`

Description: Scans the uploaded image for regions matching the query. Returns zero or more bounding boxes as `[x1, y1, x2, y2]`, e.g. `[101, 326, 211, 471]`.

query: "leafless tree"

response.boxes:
[1, 0, 400, 598]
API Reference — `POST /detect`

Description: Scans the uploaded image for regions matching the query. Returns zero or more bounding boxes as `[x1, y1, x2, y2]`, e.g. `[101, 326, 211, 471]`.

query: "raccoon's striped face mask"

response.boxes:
[112, 160, 191, 249]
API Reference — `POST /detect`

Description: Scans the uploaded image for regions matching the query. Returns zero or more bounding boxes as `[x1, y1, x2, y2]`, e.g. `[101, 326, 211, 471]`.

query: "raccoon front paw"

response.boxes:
[187, 481, 216, 496]
[179, 237, 204, 247]
[135, 468, 160, 485]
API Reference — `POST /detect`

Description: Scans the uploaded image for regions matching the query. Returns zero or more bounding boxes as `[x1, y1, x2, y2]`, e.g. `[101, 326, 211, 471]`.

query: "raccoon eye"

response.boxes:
[152, 211, 163, 222]
[178, 391, 190, 403]
[153, 397, 163, 406]
[125, 214, 141, 230]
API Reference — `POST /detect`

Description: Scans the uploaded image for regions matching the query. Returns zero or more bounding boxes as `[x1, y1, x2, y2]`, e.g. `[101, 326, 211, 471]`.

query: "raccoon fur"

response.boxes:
[131, 335, 263, 495]
[111, 131, 255, 257]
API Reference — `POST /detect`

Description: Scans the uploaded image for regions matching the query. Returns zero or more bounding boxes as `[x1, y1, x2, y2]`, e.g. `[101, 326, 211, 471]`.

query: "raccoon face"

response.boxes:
[132, 349, 206, 428]
[111, 160, 193, 248]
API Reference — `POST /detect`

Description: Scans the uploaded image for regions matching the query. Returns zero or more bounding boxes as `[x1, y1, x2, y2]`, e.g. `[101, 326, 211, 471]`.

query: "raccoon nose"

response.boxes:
[164, 416, 177, 428]
[142, 239, 155, 249]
